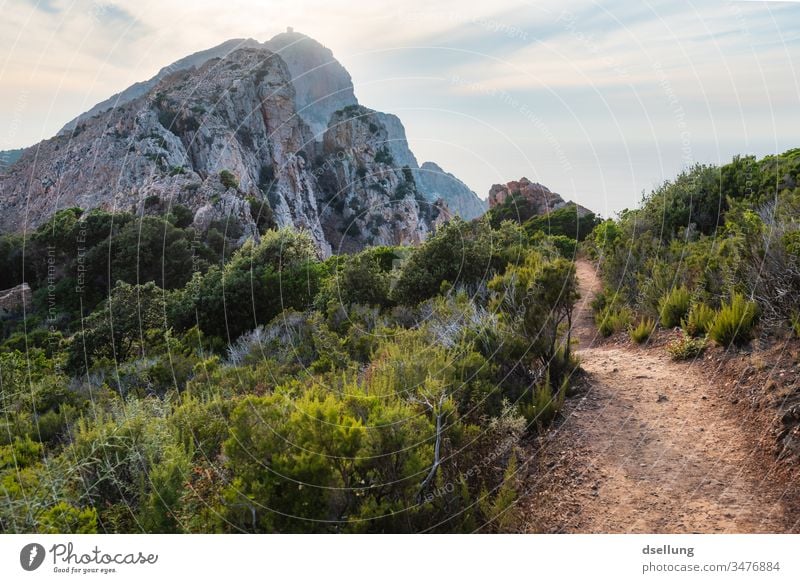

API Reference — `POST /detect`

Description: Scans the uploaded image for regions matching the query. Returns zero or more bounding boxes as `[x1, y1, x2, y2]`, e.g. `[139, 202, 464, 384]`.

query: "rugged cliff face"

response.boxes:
[0, 31, 486, 252]
[264, 31, 358, 140]
[58, 38, 263, 135]
[0, 149, 24, 173]
[317, 105, 445, 252]
[0, 47, 444, 256]
[374, 114, 487, 220]
[419, 161, 487, 220]
[488, 178, 567, 213]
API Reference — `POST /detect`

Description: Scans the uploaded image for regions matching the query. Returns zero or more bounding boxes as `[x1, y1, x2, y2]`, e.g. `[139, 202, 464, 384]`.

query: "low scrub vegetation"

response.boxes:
[659, 286, 691, 328]
[589, 149, 800, 348]
[682, 303, 716, 338]
[666, 331, 707, 360]
[0, 208, 584, 533]
[629, 317, 656, 344]
[709, 293, 759, 347]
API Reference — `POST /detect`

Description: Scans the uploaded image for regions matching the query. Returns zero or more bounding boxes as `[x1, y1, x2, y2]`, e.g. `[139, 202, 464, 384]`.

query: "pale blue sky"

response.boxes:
[2, 0, 798, 215]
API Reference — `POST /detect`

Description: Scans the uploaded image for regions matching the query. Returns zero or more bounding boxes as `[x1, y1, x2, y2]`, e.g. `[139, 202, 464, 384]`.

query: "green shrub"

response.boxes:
[709, 293, 758, 346]
[39, 502, 98, 534]
[682, 302, 716, 337]
[596, 306, 632, 337]
[666, 331, 706, 360]
[219, 170, 238, 190]
[519, 372, 567, 427]
[629, 317, 656, 344]
[659, 286, 691, 328]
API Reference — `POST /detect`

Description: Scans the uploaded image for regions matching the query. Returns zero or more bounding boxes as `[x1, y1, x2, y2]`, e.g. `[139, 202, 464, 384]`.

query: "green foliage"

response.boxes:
[629, 317, 656, 344]
[393, 218, 492, 305]
[486, 193, 540, 227]
[519, 372, 567, 427]
[0, 233, 24, 289]
[247, 196, 275, 233]
[682, 302, 716, 337]
[666, 331, 707, 360]
[317, 250, 391, 309]
[708, 293, 758, 346]
[39, 502, 98, 534]
[478, 453, 522, 533]
[490, 251, 579, 377]
[170, 204, 194, 228]
[592, 149, 800, 338]
[0, 201, 579, 534]
[790, 312, 800, 338]
[174, 228, 320, 340]
[533, 233, 577, 258]
[659, 286, 691, 328]
[596, 306, 632, 338]
[0, 437, 43, 469]
[523, 204, 599, 242]
[68, 280, 167, 373]
[590, 219, 623, 258]
[219, 169, 238, 190]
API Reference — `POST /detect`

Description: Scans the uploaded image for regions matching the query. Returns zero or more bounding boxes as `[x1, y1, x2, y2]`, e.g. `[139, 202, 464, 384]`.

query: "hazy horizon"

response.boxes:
[2, 0, 799, 215]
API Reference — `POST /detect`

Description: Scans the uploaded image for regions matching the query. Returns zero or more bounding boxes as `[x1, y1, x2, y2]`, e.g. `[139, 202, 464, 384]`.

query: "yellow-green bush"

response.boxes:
[629, 317, 656, 344]
[790, 312, 800, 338]
[682, 302, 716, 337]
[709, 293, 758, 346]
[659, 286, 691, 328]
[596, 306, 633, 337]
[519, 372, 567, 426]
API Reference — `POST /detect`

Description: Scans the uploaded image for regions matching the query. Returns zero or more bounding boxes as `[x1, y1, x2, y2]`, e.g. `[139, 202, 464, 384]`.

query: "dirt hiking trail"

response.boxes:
[522, 259, 796, 533]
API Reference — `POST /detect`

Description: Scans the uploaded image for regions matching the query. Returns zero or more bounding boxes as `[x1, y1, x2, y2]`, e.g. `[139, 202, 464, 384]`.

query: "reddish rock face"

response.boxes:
[488, 177, 567, 215]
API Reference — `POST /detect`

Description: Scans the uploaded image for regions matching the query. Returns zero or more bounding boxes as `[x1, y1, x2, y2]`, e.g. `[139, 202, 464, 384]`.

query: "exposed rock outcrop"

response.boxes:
[318, 105, 443, 252]
[0, 283, 31, 312]
[0, 31, 484, 252]
[59, 38, 262, 135]
[0, 149, 24, 173]
[419, 162, 487, 220]
[264, 31, 358, 140]
[0, 46, 448, 256]
[488, 178, 567, 214]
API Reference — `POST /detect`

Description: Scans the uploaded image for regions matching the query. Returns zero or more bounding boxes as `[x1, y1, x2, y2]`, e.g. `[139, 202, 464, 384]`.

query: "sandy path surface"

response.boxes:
[521, 259, 794, 533]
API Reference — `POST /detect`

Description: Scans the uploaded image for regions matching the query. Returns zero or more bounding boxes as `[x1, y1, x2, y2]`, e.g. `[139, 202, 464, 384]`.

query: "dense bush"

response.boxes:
[590, 149, 800, 342]
[1, 202, 584, 533]
[629, 317, 656, 344]
[523, 204, 599, 242]
[219, 169, 238, 190]
[709, 293, 758, 346]
[659, 286, 691, 328]
[392, 218, 492, 305]
[682, 303, 716, 338]
[596, 306, 632, 338]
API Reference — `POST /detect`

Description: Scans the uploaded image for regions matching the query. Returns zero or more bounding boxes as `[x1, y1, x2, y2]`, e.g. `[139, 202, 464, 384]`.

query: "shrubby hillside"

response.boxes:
[587, 148, 800, 348]
[0, 206, 582, 533]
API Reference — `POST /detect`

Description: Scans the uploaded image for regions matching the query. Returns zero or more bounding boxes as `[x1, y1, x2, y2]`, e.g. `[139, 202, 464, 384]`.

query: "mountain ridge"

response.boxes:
[0, 30, 487, 248]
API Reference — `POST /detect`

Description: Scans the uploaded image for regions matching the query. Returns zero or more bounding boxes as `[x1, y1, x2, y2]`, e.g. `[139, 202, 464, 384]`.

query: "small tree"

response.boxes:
[69, 281, 166, 372]
[490, 253, 579, 379]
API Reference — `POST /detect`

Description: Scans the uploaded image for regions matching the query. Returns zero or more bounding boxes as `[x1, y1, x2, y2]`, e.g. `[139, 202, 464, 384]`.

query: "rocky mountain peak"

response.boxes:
[488, 177, 566, 214]
[264, 31, 358, 140]
[0, 31, 487, 254]
[419, 161, 487, 220]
